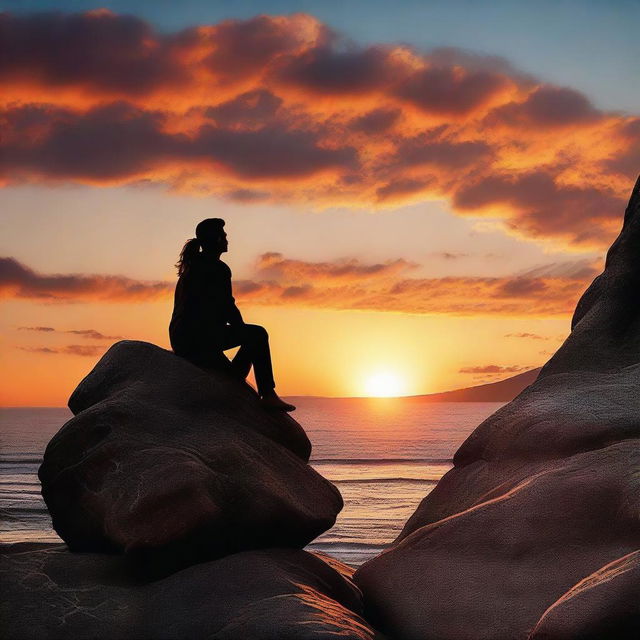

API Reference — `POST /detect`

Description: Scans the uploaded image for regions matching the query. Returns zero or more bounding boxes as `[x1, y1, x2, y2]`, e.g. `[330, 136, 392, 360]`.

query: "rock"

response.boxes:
[0, 543, 383, 639]
[39, 341, 342, 564]
[528, 550, 640, 640]
[354, 175, 640, 640]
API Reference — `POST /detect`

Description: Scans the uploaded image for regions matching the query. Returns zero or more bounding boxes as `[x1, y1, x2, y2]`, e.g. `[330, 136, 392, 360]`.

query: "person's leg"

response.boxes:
[229, 344, 252, 380]
[220, 324, 275, 394]
[220, 324, 294, 411]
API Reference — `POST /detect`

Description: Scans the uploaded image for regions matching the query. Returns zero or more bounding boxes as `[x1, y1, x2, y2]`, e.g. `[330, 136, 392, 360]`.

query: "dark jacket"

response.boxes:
[169, 255, 241, 357]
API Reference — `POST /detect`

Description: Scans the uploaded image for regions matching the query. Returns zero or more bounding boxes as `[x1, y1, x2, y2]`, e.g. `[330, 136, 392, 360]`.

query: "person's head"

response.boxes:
[176, 218, 227, 276]
[196, 218, 228, 254]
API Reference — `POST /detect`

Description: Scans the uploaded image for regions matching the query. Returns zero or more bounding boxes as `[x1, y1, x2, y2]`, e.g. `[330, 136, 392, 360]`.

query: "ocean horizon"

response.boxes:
[0, 400, 503, 566]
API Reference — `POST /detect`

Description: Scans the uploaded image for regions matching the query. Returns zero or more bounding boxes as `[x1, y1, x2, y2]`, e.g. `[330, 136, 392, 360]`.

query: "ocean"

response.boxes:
[0, 401, 504, 566]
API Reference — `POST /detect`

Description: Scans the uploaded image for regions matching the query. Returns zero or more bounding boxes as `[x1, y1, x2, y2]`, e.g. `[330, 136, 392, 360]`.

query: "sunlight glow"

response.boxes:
[363, 371, 407, 398]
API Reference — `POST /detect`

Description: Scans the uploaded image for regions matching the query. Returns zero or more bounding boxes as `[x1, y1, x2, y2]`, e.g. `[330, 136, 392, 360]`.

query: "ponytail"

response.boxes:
[176, 238, 200, 277]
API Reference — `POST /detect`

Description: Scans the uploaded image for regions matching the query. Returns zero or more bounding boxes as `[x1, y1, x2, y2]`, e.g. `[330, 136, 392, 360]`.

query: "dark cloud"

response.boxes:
[425, 47, 536, 83]
[0, 10, 635, 249]
[18, 326, 55, 332]
[486, 86, 601, 128]
[1, 102, 171, 180]
[487, 86, 601, 128]
[276, 44, 398, 94]
[453, 171, 626, 245]
[496, 277, 547, 297]
[282, 284, 313, 298]
[396, 66, 507, 115]
[604, 118, 640, 179]
[199, 14, 323, 80]
[0, 256, 172, 301]
[0, 10, 184, 94]
[205, 89, 283, 126]
[1, 102, 358, 182]
[191, 124, 358, 178]
[393, 136, 492, 169]
[376, 178, 430, 201]
[349, 108, 400, 134]
[234, 280, 267, 295]
[505, 332, 548, 340]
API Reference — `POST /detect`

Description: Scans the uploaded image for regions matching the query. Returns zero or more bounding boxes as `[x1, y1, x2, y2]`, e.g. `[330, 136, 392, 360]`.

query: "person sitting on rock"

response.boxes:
[170, 218, 295, 412]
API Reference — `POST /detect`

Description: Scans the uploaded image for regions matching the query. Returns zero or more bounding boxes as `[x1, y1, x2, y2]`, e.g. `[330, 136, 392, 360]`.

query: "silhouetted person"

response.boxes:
[170, 218, 295, 411]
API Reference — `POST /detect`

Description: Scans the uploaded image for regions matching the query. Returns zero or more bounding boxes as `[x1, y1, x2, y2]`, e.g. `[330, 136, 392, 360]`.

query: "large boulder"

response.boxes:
[528, 550, 640, 640]
[0, 543, 383, 639]
[354, 175, 640, 640]
[38, 341, 342, 564]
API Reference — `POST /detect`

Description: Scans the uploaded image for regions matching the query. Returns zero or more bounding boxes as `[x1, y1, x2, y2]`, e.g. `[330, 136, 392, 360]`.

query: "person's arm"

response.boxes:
[227, 296, 244, 326]
[224, 263, 244, 326]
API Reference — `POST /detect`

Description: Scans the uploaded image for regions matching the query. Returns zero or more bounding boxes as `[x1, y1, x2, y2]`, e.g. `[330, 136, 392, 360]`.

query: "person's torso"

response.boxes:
[170, 257, 233, 336]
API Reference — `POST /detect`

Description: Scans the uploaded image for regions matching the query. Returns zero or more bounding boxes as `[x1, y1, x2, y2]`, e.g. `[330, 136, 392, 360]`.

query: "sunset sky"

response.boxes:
[1, 0, 638, 405]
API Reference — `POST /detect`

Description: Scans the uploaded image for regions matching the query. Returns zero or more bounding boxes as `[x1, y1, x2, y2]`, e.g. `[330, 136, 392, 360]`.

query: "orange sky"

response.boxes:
[1, 9, 638, 405]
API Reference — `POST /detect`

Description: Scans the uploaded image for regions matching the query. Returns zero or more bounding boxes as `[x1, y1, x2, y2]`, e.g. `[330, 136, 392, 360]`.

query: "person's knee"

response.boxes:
[244, 324, 268, 342]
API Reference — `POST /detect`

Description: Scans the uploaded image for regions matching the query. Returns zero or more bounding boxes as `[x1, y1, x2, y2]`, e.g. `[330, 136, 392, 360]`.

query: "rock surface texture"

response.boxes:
[354, 176, 640, 640]
[38, 341, 342, 561]
[0, 543, 382, 640]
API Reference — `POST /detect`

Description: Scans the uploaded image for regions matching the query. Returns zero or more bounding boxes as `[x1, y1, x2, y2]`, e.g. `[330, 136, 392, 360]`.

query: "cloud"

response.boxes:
[505, 332, 548, 340]
[196, 14, 324, 81]
[392, 136, 493, 170]
[238, 253, 595, 316]
[253, 252, 417, 281]
[1, 10, 636, 248]
[2, 253, 596, 317]
[64, 329, 122, 340]
[349, 108, 400, 134]
[395, 66, 508, 115]
[459, 364, 530, 374]
[603, 118, 640, 180]
[376, 178, 432, 201]
[485, 86, 601, 128]
[275, 43, 401, 94]
[205, 89, 283, 126]
[0, 256, 172, 301]
[0, 10, 186, 96]
[431, 251, 469, 260]
[19, 344, 106, 357]
[18, 326, 123, 339]
[453, 171, 626, 245]
[190, 123, 358, 179]
[1, 102, 357, 183]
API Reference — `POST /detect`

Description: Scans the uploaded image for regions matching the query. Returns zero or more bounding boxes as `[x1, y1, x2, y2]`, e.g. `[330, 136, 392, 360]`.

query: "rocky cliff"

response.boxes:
[354, 176, 640, 640]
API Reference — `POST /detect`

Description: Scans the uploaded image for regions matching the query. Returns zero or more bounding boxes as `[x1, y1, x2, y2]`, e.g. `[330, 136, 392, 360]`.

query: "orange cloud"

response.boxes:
[1, 9, 637, 248]
[18, 344, 107, 357]
[2, 254, 598, 317]
[254, 252, 417, 281]
[239, 254, 599, 316]
[458, 364, 530, 374]
[18, 326, 122, 339]
[0, 257, 172, 301]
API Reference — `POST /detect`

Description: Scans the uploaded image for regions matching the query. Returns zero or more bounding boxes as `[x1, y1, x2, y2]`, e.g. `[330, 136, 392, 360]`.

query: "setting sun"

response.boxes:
[363, 371, 407, 398]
